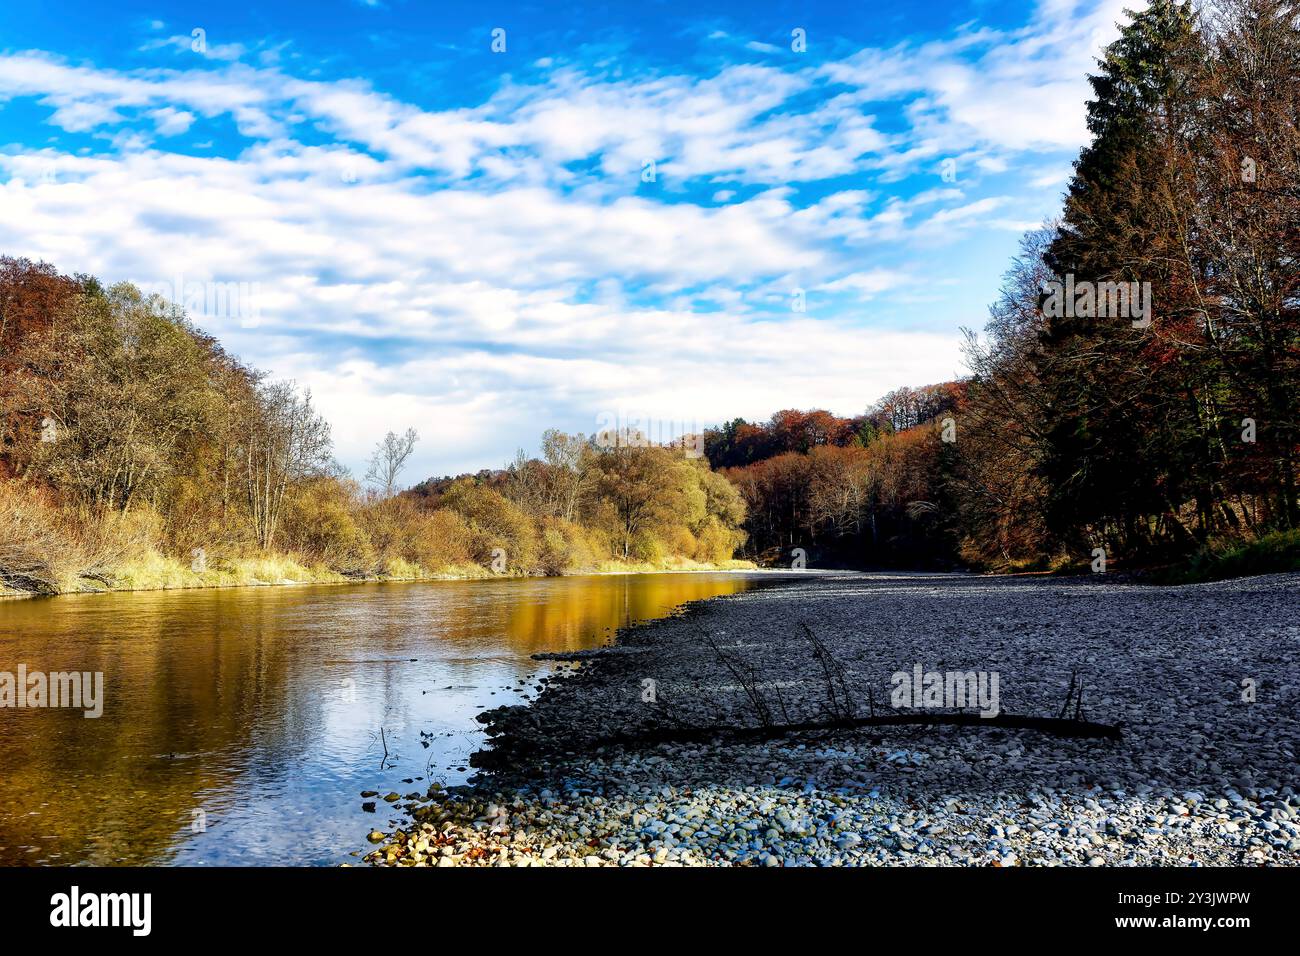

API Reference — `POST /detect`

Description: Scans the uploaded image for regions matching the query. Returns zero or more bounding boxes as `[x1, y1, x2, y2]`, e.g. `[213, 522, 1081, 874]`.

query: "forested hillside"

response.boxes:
[703, 388, 966, 568]
[0, 262, 749, 593]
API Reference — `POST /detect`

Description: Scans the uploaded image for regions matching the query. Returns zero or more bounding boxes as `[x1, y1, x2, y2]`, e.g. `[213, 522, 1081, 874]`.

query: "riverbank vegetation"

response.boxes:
[0, 261, 750, 594]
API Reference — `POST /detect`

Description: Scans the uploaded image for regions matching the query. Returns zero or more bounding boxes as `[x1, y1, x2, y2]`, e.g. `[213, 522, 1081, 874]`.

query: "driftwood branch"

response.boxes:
[801, 622, 857, 725]
[584, 711, 1123, 750]
[1058, 669, 1087, 721]
[703, 630, 775, 728]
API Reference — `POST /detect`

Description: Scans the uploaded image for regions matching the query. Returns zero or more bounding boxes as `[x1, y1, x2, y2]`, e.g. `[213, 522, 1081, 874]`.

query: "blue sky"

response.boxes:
[0, 0, 1132, 481]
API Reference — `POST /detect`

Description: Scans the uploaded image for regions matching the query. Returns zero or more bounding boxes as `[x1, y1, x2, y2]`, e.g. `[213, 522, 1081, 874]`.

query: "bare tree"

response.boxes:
[241, 382, 333, 550]
[365, 427, 419, 498]
[540, 429, 593, 521]
[503, 448, 550, 517]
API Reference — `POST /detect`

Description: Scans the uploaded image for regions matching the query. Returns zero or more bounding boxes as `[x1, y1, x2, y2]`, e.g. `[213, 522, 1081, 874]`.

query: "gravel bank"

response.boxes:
[364, 571, 1300, 866]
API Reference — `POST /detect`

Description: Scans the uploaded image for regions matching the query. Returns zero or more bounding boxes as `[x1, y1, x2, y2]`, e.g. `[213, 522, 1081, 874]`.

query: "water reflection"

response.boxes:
[0, 573, 758, 866]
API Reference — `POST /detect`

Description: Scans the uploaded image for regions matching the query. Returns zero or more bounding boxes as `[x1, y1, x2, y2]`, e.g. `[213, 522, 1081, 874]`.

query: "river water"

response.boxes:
[0, 572, 765, 865]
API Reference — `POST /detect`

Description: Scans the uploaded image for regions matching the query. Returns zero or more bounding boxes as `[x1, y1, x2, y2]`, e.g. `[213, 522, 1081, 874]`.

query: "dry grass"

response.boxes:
[0, 483, 67, 594]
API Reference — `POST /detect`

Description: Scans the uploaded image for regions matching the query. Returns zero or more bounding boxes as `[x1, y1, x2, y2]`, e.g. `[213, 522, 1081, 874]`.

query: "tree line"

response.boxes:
[0, 261, 748, 593]
[703, 0, 1299, 575]
[956, 0, 1299, 569]
[702, 393, 965, 567]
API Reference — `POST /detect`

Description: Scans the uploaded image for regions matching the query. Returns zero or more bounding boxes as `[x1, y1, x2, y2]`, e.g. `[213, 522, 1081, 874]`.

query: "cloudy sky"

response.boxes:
[0, 0, 1131, 481]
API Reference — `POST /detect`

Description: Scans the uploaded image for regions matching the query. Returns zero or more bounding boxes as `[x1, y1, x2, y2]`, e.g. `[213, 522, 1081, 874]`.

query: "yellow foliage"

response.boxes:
[440, 479, 540, 572]
[280, 478, 374, 574]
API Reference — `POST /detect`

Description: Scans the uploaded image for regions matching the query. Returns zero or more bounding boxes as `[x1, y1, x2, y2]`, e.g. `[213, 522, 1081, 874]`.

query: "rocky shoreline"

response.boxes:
[364, 571, 1300, 866]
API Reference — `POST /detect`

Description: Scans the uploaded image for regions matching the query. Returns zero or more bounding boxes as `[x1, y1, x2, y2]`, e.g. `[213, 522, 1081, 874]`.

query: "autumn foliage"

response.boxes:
[706, 391, 964, 567]
[0, 260, 751, 592]
[952, 0, 1300, 569]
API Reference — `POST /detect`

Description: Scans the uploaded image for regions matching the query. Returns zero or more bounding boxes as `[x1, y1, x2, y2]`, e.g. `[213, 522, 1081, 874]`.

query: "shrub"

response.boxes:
[0, 481, 66, 593]
[694, 515, 745, 563]
[1170, 529, 1300, 584]
[631, 532, 665, 565]
[280, 478, 374, 574]
[536, 516, 602, 574]
[0, 481, 179, 592]
[439, 479, 540, 572]
[668, 526, 698, 560]
[394, 506, 475, 571]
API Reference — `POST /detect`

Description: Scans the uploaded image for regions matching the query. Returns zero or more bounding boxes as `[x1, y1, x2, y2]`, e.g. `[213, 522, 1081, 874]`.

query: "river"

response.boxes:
[0, 572, 769, 866]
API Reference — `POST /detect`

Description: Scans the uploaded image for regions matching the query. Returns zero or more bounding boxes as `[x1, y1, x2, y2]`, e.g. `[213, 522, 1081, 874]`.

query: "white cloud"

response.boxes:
[823, 0, 1131, 163]
[0, 0, 1128, 474]
[150, 106, 195, 136]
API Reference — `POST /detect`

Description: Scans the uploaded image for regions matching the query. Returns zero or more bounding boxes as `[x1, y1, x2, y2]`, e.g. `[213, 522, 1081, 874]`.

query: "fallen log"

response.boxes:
[586, 711, 1123, 750]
